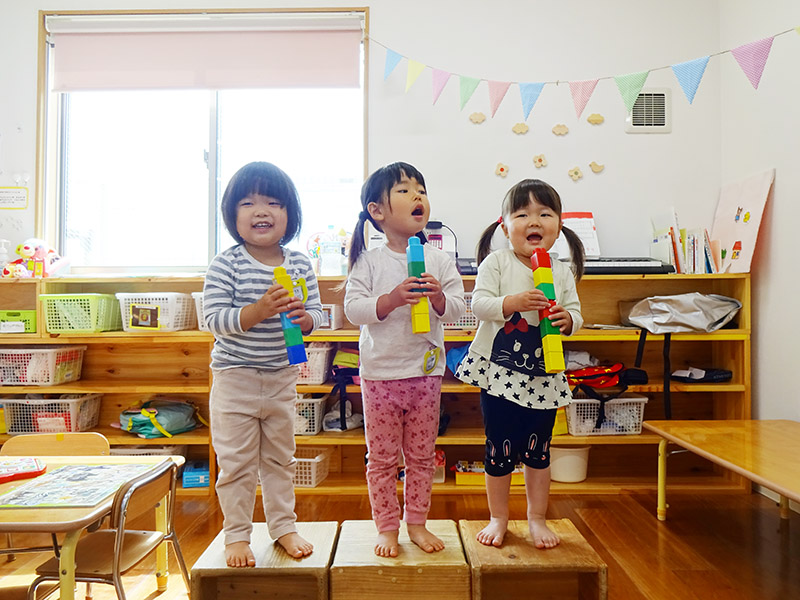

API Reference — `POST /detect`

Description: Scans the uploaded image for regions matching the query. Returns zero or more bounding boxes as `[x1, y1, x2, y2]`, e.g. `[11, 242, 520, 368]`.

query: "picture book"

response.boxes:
[0, 458, 47, 484]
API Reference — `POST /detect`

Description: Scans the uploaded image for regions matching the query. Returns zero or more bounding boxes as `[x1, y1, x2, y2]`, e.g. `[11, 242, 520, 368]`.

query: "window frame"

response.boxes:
[36, 7, 370, 274]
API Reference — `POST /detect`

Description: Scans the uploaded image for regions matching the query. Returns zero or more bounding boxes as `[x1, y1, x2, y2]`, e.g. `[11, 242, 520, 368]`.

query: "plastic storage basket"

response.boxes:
[0, 345, 87, 386]
[444, 292, 478, 329]
[116, 293, 197, 332]
[0, 310, 37, 334]
[3, 393, 102, 434]
[295, 396, 327, 435]
[297, 343, 335, 385]
[293, 447, 331, 488]
[40, 293, 122, 333]
[566, 395, 648, 435]
[191, 292, 209, 332]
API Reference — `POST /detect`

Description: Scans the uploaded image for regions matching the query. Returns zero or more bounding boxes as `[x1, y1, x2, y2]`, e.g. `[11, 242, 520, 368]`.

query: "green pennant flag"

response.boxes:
[459, 76, 481, 110]
[615, 70, 649, 113]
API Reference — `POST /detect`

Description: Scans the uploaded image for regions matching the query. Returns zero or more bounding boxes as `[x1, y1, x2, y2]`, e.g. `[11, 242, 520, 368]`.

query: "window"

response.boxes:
[43, 11, 366, 272]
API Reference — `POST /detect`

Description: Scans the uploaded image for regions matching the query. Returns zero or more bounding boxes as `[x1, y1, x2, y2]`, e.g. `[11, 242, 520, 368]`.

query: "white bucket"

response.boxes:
[550, 446, 590, 483]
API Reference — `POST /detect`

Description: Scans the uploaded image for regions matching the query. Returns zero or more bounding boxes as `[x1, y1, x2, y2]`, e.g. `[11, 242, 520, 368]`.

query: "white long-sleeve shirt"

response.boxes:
[344, 244, 466, 380]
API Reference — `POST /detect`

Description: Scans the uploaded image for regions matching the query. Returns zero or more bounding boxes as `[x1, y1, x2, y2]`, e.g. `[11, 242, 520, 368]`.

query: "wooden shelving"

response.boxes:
[0, 272, 751, 498]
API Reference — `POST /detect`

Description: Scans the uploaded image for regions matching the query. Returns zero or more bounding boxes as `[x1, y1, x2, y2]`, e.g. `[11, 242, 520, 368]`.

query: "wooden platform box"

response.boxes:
[190, 521, 338, 600]
[459, 519, 607, 600]
[330, 519, 470, 600]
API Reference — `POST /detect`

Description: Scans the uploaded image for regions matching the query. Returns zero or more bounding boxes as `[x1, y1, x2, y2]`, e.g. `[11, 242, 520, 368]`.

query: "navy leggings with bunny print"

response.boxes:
[479, 390, 557, 477]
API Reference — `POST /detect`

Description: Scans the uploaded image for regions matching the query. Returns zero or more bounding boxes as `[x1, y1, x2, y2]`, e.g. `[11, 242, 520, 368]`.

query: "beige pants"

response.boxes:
[210, 366, 298, 545]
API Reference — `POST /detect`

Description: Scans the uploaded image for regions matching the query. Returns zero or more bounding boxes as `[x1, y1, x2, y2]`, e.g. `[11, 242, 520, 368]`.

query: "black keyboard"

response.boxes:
[583, 257, 675, 274]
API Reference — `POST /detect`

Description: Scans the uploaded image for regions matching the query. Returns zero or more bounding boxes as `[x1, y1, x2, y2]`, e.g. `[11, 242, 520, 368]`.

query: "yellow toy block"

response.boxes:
[533, 268, 554, 287]
[411, 297, 431, 334]
[542, 334, 565, 373]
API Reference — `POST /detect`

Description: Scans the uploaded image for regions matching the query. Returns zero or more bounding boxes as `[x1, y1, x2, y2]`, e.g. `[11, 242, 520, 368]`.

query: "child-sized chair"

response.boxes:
[26, 458, 191, 600]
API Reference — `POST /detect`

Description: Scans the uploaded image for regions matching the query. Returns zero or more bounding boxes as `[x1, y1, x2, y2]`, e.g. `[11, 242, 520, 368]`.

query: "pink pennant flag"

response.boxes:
[432, 69, 452, 105]
[569, 79, 599, 118]
[488, 81, 511, 117]
[731, 36, 774, 90]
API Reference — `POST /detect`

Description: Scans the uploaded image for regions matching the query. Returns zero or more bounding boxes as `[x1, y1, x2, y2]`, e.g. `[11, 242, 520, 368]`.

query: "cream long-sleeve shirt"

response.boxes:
[344, 244, 466, 380]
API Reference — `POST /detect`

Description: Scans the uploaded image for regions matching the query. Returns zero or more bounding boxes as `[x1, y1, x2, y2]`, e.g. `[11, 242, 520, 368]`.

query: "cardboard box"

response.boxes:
[319, 304, 344, 330]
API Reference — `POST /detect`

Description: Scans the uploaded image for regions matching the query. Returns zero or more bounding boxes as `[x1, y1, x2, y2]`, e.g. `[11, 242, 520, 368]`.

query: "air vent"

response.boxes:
[625, 88, 671, 133]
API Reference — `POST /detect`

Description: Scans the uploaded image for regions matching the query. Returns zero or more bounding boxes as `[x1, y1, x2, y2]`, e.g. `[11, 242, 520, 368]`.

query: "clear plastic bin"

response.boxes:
[3, 393, 101, 434]
[297, 343, 335, 385]
[40, 293, 122, 333]
[0, 345, 87, 386]
[116, 293, 196, 332]
[293, 447, 331, 487]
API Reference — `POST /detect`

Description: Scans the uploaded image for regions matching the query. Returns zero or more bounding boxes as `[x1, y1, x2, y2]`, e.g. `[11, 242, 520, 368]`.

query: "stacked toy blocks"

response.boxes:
[406, 237, 431, 334]
[530, 248, 565, 373]
[273, 266, 308, 364]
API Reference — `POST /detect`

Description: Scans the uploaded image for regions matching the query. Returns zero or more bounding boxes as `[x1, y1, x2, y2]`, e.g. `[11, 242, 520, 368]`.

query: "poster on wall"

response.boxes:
[710, 168, 775, 273]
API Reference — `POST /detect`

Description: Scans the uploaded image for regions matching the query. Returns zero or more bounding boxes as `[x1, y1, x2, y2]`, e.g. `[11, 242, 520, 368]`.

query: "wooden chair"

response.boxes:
[27, 458, 191, 600]
[1, 432, 111, 562]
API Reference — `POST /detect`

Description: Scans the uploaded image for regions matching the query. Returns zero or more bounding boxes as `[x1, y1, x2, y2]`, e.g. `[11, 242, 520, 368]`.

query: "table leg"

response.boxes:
[780, 495, 790, 520]
[155, 495, 168, 591]
[657, 439, 668, 521]
[58, 530, 81, 600]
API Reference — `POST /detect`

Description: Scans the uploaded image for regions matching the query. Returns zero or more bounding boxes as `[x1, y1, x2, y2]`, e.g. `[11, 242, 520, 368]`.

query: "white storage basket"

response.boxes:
[444, 292, 478, 329]
[3, 393, 102, 434]
[566, 395, 648, 435]
[191, 292, 209, 332]
[0, 345, 87, 386]
[116, 293, 197, 332]
[295, 396, 327, 435]
[293, 447, 331, 488]
[297, 343, 335, 385]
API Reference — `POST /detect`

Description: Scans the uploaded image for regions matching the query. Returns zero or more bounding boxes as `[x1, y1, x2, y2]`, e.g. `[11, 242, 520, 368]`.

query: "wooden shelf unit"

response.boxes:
[0, 272, 750, 497]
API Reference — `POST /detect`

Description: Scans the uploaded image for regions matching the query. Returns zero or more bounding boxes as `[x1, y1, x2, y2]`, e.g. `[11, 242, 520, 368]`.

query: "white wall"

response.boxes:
[1, 0, 794, 420]
[719, 1, 800, 421]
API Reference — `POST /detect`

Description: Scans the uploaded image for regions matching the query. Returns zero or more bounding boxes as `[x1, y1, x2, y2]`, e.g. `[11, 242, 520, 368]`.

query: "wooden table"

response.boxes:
[643, 420, 800, 521]
[0, 455, 184, 600]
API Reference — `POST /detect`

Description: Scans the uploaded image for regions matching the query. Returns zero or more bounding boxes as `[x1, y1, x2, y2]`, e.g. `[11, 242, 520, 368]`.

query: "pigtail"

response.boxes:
[476, 221, 502, 265]
[561, 226, 585, 281]
[347, 214, 370, 273]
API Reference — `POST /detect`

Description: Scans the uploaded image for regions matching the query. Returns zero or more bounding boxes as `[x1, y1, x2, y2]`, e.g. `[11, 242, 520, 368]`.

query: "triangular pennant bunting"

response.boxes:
[431, 69, 452, 104]
[405, 60, 426, 92]
[519, 82, 545, 120]
[384, 49, 402, 80]
[569, 79, 598, 118]
[671, 56, 709, 104]
[731, 36, 774, 89]
[614, 70, 650, 113]
[488, 81, 511, 117]
[459, 76, 481, 110]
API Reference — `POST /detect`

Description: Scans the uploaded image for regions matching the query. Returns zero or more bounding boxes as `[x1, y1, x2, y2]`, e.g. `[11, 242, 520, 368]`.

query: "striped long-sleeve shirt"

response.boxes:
[204, 245, 324, 370]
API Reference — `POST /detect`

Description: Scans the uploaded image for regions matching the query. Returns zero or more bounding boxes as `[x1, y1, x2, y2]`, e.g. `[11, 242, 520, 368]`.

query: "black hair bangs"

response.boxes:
[503, 179, 563, 217]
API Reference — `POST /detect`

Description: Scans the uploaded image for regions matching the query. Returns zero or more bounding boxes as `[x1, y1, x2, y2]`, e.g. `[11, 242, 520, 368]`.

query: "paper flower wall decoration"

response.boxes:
[495, 163, 509, 177]
[512, 123, 529, 134]
[533, 154, 547, 168]
[470, 112, 486, 124]
[568, 167, 583, 181]
[589, 161, 604, 173]
[587, 113, 605, 125]
[552, 124, 569, 136]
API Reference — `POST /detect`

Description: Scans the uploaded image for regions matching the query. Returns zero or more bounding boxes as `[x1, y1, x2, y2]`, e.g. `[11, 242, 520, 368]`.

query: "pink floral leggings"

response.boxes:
[361, 376, 442, 533]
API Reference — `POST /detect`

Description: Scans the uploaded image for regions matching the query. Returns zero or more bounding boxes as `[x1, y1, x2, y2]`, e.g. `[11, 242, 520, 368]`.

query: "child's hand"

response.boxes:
[546, 303, 574, 335]
[503, 289, 551, 316]
[376, 277, 425, 319]
[285, 298, 314, 334]
[256, 283, 292, 320]
[417, 272, 446, 315]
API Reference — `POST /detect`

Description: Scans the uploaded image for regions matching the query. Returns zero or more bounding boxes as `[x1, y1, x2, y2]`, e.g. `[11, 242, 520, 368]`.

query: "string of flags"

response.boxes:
[376, 26, 798, 120]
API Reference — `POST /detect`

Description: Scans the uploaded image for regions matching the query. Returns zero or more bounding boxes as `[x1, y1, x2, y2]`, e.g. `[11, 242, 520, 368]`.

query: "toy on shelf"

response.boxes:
[1, 238, 69, 279]
[406, 236, 430, 334]
[273, 267, 308, 365]
[530, 248, 565, 373]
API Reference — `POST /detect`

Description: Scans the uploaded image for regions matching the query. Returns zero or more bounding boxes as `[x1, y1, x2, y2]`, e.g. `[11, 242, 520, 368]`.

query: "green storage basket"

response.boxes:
[40, 293, 123, 333]
[0, 310, 37, 333]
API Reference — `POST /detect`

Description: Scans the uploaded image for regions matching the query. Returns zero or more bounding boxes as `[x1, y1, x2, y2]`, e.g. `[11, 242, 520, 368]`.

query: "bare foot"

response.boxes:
[529, 519, 560, 549]
[225, 541, 256, 567]
[407, 524, 445, 553]
[476, 518, 507, 547]
[375, 530, 400, 558]
[277, 532, 314, 558]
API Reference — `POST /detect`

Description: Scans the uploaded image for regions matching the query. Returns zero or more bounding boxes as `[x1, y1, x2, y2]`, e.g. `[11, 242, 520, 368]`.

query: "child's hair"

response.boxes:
[347, 161, 427, 272]
[476, 179, 584, 280]
[220, 161, 302, 245]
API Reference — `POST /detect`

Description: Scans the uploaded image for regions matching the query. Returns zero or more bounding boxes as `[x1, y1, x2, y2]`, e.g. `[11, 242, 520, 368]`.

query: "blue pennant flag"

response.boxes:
[519, 82, 545, 120]
[671, 56, 709, 104]
[384, 49, 403, 80]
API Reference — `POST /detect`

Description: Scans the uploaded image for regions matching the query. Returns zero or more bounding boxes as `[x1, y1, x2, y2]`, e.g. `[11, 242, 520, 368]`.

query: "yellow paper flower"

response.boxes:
[568, 167, 583, 181]
[533, 154, 547, 168]
[495, 163, 509, 177]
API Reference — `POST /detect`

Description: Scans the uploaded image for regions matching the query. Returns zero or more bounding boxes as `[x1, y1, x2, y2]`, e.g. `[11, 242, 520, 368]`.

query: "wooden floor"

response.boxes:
[1, 492, 798, 600]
